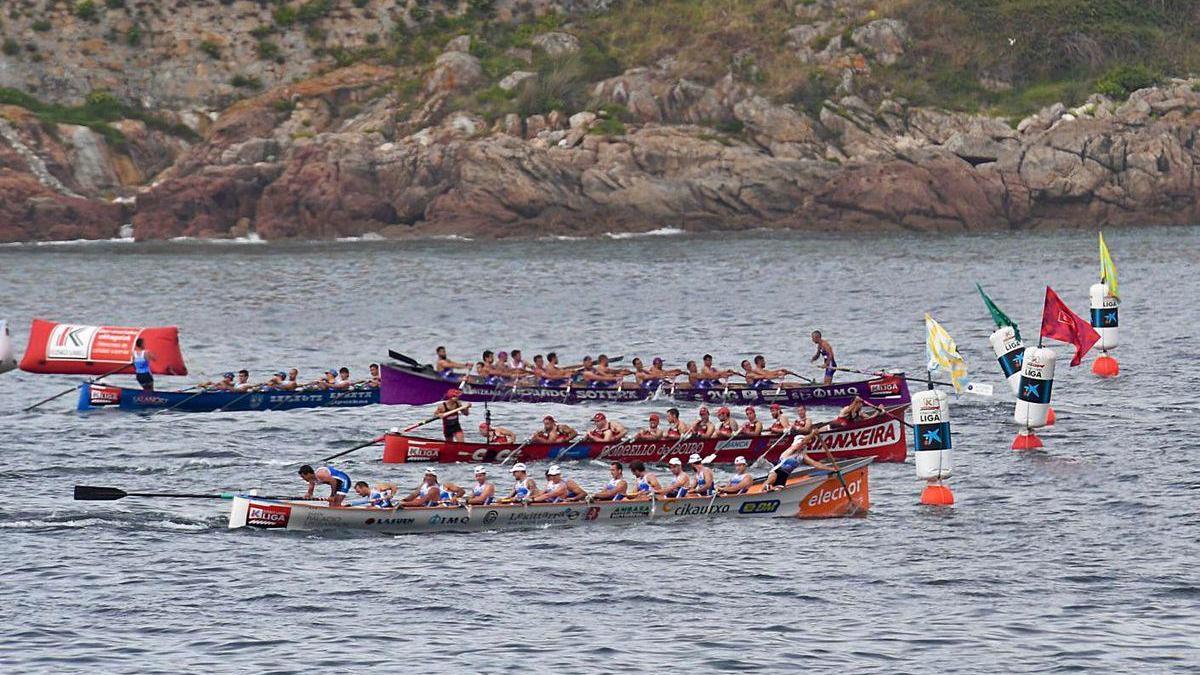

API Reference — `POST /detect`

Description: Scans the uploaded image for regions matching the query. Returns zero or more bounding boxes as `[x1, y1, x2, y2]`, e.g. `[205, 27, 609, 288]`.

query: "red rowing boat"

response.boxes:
[381, 406, 908, 465]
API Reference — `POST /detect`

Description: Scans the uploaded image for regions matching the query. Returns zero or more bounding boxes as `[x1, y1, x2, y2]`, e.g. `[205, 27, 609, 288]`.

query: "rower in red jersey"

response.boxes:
[436, 389, 470, 442]
[767, 403, 791, 434]
[714, 406, 738, 438]
[741, 406, 763, 435]
[532, 415, 577, 443]
[691, 406, 715, 438]
[664, 408, 686, 439]
[636, 412, 666, 440]
[587, 412, 628, 442]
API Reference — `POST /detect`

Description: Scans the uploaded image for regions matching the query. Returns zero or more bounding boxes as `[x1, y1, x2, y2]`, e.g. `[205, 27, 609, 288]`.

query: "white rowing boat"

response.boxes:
[228, 458, 872, 534]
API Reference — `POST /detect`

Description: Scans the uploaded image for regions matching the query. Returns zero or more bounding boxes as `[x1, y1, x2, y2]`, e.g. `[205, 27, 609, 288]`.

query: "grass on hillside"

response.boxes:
[0, 88, 199, 148]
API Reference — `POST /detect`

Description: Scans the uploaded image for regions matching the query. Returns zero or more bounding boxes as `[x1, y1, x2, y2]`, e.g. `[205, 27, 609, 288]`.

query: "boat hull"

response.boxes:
[228, 458, 872, 534]
[77, 382, 380, 413]
[380, 363, 910, 408]
[382, 406, 908, 464]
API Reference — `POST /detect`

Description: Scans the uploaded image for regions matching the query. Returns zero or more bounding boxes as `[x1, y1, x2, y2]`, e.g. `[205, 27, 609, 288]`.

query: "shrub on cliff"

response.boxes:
[1096, 64, 1162, 99]
[73, 1, 98, 21]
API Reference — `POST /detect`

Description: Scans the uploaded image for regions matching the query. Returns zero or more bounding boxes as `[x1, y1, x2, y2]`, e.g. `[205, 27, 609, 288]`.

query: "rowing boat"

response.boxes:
[227, 458, 873, 534]
[382, 406, 908, 464]
[380, 363, 911, 408]
[76, 382, 380, 413]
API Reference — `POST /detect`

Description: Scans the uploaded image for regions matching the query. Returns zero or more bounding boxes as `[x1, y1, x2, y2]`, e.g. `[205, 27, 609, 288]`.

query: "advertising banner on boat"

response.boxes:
[19, 318, 188, 375]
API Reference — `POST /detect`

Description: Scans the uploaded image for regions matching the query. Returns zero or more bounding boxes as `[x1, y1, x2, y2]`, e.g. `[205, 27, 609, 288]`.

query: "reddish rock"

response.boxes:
[0, 171, 123, 242]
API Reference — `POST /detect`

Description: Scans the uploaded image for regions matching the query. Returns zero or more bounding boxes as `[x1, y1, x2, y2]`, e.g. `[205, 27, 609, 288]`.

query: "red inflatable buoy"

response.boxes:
[1045, 407, 1057, 426]
[920, 483, 955, 506]
[1012, 430, 1043, 450]
[1092, 354, 1119, 378]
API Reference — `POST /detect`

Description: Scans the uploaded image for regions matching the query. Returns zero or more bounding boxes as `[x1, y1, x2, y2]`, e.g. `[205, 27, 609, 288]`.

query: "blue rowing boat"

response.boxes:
[77, 382, 380, 413]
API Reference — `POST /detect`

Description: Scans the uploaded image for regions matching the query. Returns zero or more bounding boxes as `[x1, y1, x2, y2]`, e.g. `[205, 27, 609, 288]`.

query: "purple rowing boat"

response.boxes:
[379, 363, 910, 408]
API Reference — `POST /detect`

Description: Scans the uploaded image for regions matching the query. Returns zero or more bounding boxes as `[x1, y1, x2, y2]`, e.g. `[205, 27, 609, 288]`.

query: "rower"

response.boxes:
[467, 466, 495, 505]
[541, 352, 572, 385]
[687, 453, 715, 496]
[299, 464, 352, 507]
[646, 357, 684, 384]
[202, 372, 235, 391]
[400, 468, 444, 507]
[510, 349, 528, 373]
[530, 354, 547, 379]
[714, 406, 737, 438]
[587, 412, 627, 442]
[582, 355, 625, 388]
[475, 350, 499, 384]
[348, 481, 398, 508]
[532, 415, 577, 443]
[592, 462, 629, 501]
[479, 422, 516, 443]
[699, 354, 737, 385]
[437, 389, 470, 442]
[132, 337, 154, 391]
[435, 346, 470, 378]
[533, 465, 588, 503]
[278, 369, 299, 390]
[792, 405, 814, 434]
[753, 354, 791, 388]
[508, 462, 537, 502]
[658, 457, 691, 498]
[635, 412, 665, 440]
[717, 456, 752, 495]
[690, 406, 715, 438]
[232, 369, 253, 392]
[664, 408, 687, 439]
[631, 357, 652, 388]
[263, 371, 287, 389]
[367, 363, 380, 388]
[811, 330, 837, 384]
[330, 367, 352, 390]
[628, 461, 662, 499]
[764, 429, 834, 490]
[830, 396, 869, 429]
[318, 369, 338, 390]
[741, 407, 763, 435]
[767, 403, 791, 434]
[685, 360, 708, 389]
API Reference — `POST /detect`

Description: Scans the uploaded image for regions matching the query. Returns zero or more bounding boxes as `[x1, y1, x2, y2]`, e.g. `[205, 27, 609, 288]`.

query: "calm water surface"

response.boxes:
[1, 228, 1198, 673]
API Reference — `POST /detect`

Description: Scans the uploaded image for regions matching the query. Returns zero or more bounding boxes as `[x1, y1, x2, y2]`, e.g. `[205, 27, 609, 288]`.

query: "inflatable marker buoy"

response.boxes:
[913, 389, 954, 505]
[0, 319, 15, 375]
[988, 325, 1024, 396]
[1089, 282, 1119, 378]
[1013, 347, 1056, 450]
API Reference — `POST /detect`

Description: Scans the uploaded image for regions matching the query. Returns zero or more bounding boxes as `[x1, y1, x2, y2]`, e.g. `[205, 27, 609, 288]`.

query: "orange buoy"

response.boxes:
[1045, 406, 1057, 426]
[381, 430, 408, 463]
[920, 483, 955, 506]
[1092, 353, 1119, 378]
[1012, 429, 1043, 450]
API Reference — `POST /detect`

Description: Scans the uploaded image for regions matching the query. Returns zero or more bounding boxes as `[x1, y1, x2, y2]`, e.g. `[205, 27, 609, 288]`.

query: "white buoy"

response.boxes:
[0, 320, 15, 375]
[1012, 346, 1056, 449]
[987, 326, 1024, 396]
[912, 388, 954, 505]
[1090, 282, 1119, 377]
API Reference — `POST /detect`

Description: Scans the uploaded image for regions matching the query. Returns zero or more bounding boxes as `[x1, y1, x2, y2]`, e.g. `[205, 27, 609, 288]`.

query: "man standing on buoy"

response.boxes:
[811, 331, 837, 384]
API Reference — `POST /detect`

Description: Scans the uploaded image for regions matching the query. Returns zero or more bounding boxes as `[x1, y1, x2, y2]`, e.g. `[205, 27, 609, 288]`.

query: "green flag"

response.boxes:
[976, 283, 1021, 341]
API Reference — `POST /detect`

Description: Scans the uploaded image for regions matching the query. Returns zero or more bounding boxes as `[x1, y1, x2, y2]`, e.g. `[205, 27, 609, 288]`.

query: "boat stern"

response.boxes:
[796, 458, 872, 518]
[228, 496, 295, 530]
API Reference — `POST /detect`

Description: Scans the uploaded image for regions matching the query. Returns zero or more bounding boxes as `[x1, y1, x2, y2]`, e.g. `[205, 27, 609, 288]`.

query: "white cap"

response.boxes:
[510, 462, 527, 473]
[546, 465, 562, 476]
[424, 467, 438, 476]
[688, 453, 703, 464]
[474, 466, 487, 475]
[734, 456, 747, 465]
[668, 457, 682, 466]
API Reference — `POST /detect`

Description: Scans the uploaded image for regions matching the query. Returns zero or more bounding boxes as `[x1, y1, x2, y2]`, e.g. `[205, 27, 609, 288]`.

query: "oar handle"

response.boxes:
[320, 435, 385, 463]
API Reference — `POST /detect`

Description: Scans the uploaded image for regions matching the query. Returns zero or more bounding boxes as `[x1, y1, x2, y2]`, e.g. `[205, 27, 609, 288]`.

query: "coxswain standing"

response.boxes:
[717, 456, 753, 495]
[132, 337, 154, 391]
[479, 422, 516, 443]
[687, 453, 715, 496]
[635, 412, 665, 440]
[532, 415, 577, 443]
[298, 464, 352, 507]
[628, 461, 662, 499]
[467, 466, 495, 505]
[437, 389, 470, 442]
[741, 407, 763, 435]
[508, 463, 537, 502]
[592, 462, 629, 501]
[587, 412, 627, 442]
[811, 330, 837, 384]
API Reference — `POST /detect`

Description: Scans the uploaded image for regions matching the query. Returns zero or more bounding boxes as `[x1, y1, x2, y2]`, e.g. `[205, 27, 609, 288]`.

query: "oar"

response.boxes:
[500, 434, 539, 467]
[866, 402, 916, 430]
[822, 445, 862, 516]
[552, 433, 591, 463]
[824, 366, 992, 396]
[74, 486, 310, 501]
[654, 432, 696, 466]
[388, 350, 424, 369]
[747, 429, 796, 473]
[148, 385, 205, 416]
[24, 363, 130, 412]
[320, 435, 386, 463]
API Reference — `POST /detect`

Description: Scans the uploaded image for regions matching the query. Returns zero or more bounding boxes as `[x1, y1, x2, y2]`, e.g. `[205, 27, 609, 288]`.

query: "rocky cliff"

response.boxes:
[0, 0, 1196, 241]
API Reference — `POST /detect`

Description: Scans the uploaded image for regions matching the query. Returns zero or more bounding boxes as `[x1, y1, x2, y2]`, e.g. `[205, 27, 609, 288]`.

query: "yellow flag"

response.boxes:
[925, 313, 969, 393]
[1099, 231, 1118, 299]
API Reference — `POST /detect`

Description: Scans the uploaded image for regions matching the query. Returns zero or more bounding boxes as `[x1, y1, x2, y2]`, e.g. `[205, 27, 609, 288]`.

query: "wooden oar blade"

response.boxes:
[74, 485, 127, 501]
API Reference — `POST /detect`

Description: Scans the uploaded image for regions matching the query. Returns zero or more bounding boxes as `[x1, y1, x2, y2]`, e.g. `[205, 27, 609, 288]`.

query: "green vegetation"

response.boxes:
[31, 19, 51, 32]
[0, 87, 198, 148]
[73, 0, 98, 21]
[590, 117, 626, 136]
[2, 38, 19, 56]
[200, 40, 221, 59]
[1096, 64, 1162, 99]
[256, 40, 281, 61]
[230, 74, 263, 89]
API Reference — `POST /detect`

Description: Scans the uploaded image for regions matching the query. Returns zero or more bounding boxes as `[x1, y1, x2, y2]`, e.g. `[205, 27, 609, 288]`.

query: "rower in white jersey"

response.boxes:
[717, 456, 753, 495]
[592, 462, 629, 501]
[628, 461, 662, 499]
[532, 465, 589, 503]
[467, 466, 495, 505]
[657, 457, 692, 498]
[687, 453, 716, 496]
[399, 468, 445, 507]
[507, 463, 537, 502]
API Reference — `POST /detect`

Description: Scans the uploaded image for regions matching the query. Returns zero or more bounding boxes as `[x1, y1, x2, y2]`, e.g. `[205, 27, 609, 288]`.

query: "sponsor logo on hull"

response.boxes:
[364, 516, 415, 526]
[819, 421, 900, 451]
[799, 470, 870, 517]
[246, 503, 291, 528]
[89, 385, 122, 406]
[608, 504, 651, 519]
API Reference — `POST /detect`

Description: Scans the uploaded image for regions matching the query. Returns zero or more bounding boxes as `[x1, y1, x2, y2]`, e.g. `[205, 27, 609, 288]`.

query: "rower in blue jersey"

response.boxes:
[687, 453, 715, 496]
[811, 330, 838, 385]
[628, 461, 662, 499]
[298, 464, 352, 506]
[399, 468, 446, 507]
[658, 457, 692, 498]
[764, 429, 835, 490]
[532, 465, 589, 503]
[132, 337, 154, 391]
[348, 481, 398, 508]
[508, 463, 537, 502]
[467, 466, 496, 505]
[592, 462, 630, 501]
[717, 456, 753, 495]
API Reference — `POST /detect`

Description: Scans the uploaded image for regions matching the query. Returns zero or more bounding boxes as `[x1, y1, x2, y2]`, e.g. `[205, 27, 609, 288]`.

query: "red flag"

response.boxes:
[1040, 287, 1101, 366]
